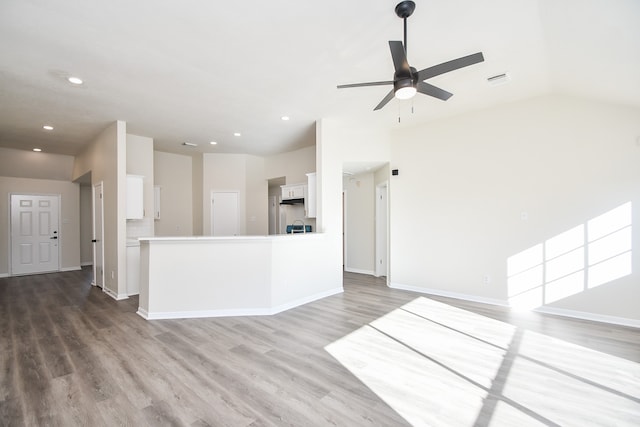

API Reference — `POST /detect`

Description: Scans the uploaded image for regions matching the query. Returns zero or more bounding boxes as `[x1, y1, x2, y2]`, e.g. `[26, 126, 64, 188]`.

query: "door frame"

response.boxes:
[9, 192, 61, 276]
[375, 181, 389, 279]
[92, 182, 105, 289]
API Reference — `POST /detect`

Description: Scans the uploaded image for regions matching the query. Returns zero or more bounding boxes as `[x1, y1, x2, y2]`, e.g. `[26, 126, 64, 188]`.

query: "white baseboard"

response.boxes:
[137, 287, 344, 320]
[389, 282, 640, 328]
[535, 306, 640, 329]
[60, 266, 81, 272]
[390, 282, 508, 307]
[0, 273, 8, 278]
[345, 267, 376, 276]
[270, 287, 344, 315]
[81, 261, 93, 267]
[103, 287, 129, 301]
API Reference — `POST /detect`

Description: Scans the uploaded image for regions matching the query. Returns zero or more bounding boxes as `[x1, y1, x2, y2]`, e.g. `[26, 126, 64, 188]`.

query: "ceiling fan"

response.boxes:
[337, 1, 485, 111]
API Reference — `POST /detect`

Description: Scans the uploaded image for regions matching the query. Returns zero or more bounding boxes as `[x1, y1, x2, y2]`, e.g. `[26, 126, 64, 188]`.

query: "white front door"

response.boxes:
[211, 191, 239, 236]
[10, 194, 60, 275]
[93, 183, 105, 288]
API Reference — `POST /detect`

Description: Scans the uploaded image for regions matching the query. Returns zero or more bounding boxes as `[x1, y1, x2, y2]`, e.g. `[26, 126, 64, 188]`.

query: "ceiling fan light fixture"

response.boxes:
[394, 78, 417, 100]
[395, 85, 416, 100]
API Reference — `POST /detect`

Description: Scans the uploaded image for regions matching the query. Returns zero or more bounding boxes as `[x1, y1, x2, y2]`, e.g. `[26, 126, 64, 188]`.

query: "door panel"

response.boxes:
[11, 194, 60, 275]
[211, 192, 239, 236]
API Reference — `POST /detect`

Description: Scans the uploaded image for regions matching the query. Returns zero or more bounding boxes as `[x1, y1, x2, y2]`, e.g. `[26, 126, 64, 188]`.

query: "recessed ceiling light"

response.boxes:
[68, 76, 83, 85]
[234, 132, 241, 137]
[43, 125, 53, 130]
[33, 148, 42, 152]
[281, 116, 290, 121]
[209, 141, 218, 145]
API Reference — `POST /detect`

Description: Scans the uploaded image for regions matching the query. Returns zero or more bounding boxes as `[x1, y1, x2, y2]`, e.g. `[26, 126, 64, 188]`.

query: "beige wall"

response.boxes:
[0, 177, 80, 275]
[192, 153, 203, 235]
[264, 145, 316, 184]
[264, 145, 317, 231]
[126, 134, 155, 238]
[154, 151, 193, 236]
[73, 121, 128, 298]
[0, 147, 75, 181]
[202, 153, 248, 235]
[343, 172, 375, 274]
[79, 185, 93, 265]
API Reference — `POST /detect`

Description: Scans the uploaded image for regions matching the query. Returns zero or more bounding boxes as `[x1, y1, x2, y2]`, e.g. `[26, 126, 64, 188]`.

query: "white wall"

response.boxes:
[317, 118, 392, 291]
[390, 95, 640, 323]
[343, 171, 375, 274]
[0, 177, 80, 275]
[73, 121, 127, 299]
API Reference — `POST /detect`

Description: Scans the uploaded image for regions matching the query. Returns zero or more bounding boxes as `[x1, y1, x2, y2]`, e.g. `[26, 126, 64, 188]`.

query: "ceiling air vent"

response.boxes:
[487, 73, 510, 86]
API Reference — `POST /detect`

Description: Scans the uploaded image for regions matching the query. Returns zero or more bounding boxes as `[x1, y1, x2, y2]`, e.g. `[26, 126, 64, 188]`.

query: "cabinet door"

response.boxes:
[126, 175, 144, 219]
[153, 185, 161, 219]
[290, 185, 305, 199]
[306, 173, 316, 218]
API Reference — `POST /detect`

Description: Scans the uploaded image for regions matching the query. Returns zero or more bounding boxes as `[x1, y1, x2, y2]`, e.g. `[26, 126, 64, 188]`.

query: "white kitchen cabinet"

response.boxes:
[305, 172, 316, 218]
[126, 175, 144, 219]
[153, 185, 161, 220]
[281, 184, 305, 200]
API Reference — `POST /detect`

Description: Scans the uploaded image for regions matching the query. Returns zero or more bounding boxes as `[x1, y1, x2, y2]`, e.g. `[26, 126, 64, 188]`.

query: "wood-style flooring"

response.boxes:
[1, 268, 639, 426]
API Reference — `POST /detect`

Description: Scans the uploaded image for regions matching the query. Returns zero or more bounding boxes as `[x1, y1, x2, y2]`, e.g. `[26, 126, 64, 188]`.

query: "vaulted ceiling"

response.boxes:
[0, 0, 638, 157]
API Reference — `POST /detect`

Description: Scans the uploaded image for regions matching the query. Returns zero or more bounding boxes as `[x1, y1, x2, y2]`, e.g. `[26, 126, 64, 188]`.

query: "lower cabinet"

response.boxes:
[126, 243, 140, 296]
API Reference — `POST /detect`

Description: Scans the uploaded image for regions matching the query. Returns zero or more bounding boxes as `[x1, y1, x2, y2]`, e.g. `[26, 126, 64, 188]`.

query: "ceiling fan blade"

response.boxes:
[417, 52, 484, 81]
[337, 81, 393, 89]
[417, 81, 453, 101]
[374, 89, 395, 111]
[389, 41, 411, 74]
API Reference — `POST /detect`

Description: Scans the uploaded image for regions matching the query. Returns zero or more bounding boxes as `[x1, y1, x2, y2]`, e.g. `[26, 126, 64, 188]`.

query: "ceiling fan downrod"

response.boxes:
[395, 0, 415, 56]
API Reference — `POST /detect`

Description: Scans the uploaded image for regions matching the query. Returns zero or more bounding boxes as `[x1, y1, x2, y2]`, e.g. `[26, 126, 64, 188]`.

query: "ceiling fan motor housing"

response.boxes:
[394, 66, 418, 93]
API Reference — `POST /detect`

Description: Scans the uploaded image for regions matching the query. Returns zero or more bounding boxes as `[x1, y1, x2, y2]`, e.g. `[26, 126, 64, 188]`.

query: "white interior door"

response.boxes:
[211, 191, 239, 236]
[375, 183, 388, 277]
[10, 194, 60, 275]
[93, 183, 105, 288]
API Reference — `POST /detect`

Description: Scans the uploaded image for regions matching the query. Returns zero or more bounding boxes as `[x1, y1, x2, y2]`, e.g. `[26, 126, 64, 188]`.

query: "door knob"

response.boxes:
[50, 236, 58, 239]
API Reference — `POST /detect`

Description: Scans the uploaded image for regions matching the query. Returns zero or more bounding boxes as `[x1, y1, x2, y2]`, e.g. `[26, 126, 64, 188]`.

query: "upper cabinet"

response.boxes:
[281, 184, 305, 200]
[126, 175, 144, 219]
[305, 173, 316, 218]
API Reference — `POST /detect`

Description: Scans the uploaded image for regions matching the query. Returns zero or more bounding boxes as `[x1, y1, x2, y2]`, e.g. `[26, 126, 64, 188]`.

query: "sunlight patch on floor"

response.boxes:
[325, 296, 640, 426]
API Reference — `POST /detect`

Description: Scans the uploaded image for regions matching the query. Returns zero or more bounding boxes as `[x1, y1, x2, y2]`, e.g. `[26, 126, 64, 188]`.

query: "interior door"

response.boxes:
[211, 191, 239, 236]
[10, 194, 60, 275]
[93, 183, 104, 288]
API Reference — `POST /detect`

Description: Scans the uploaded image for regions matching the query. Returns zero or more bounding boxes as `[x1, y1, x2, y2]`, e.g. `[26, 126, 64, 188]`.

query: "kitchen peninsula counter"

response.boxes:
[137, 233, 342, 320]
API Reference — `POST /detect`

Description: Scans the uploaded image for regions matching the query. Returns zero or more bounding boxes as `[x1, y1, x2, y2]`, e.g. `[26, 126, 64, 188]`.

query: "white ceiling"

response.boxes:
[0, 0, 638, 157]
